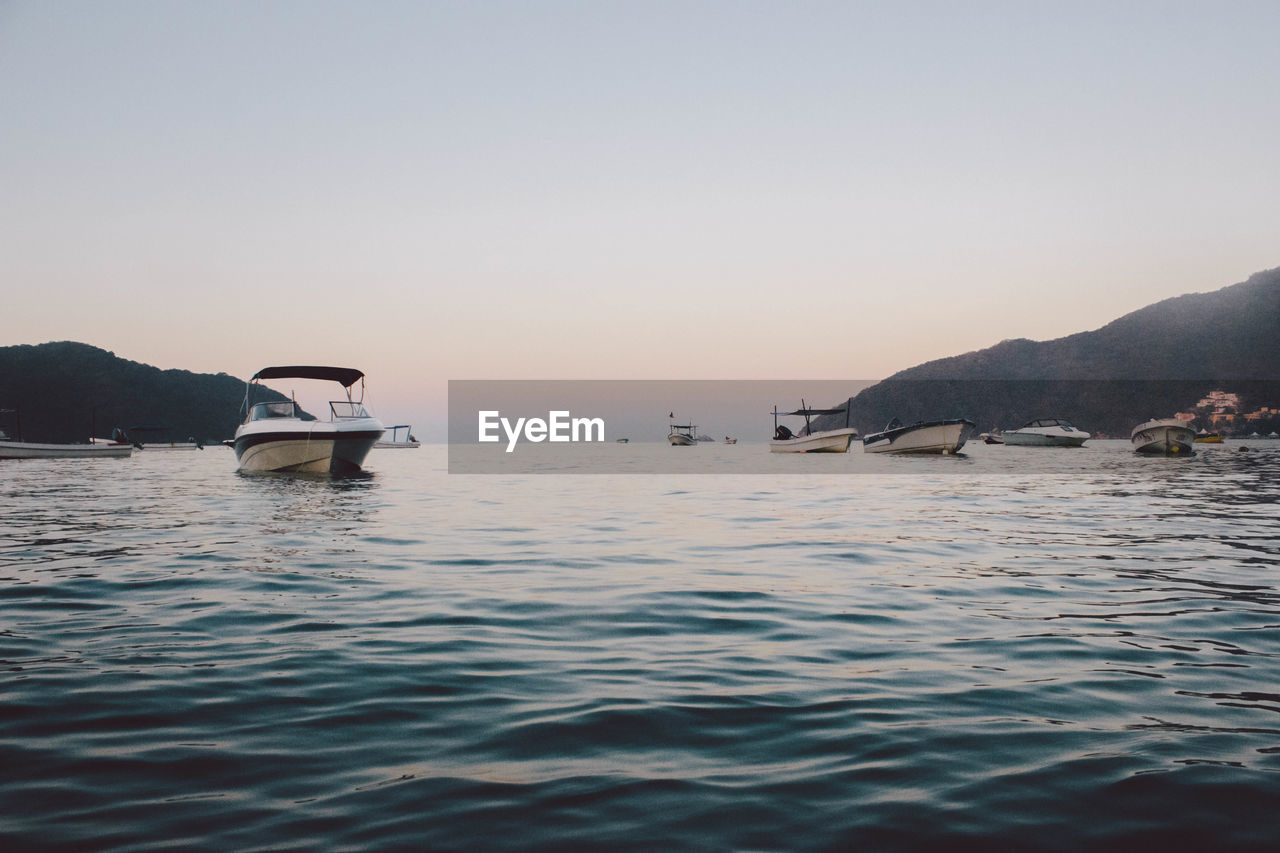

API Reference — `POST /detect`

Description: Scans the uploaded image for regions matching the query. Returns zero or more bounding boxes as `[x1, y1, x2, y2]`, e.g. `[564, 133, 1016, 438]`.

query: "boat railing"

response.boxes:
[330, 401, 371, 420]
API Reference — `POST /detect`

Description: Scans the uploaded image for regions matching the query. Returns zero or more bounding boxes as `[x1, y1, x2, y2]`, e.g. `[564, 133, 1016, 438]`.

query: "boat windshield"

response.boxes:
[330, 401, 371, 419]
[249, 401, 298, 421]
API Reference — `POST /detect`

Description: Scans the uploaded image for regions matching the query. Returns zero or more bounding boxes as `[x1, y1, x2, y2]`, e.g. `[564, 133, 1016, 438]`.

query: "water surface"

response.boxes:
[3, 442, 1279, 849]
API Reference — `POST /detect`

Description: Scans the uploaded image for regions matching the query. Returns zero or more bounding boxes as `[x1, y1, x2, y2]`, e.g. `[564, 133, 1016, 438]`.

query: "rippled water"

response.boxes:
[3, 442, 1280, 849]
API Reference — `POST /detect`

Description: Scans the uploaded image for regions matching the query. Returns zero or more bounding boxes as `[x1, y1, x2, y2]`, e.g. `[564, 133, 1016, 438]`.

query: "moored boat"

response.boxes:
[233, 366, 385, 473]
[769, 401, 857, 453]
[1001, 418, 1089, 447]
[0, 438, 132, 459]
[1131, 418, 1196, 455]
[128, 425, 203, 450]
[0, 409, 132, 459]
[1194, 429, 1223, 444]
[375, 425, 420, 448]
[668, 418, 697, 446]
[862, 418, 975, 454]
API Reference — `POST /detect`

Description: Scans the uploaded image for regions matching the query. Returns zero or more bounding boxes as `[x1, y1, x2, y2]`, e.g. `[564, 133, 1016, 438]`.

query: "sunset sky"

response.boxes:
[2, 1, 1277, 436]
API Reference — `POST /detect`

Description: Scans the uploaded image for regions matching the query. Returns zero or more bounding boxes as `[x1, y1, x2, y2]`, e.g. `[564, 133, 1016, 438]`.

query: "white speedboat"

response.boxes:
[724, 437, 737, 444]
[862, 418, 975, 454]
[1001, 418, 1090, 447]
[233, 366, 384, 473]
[769, 402, 858, 453]
[375, 425, 420, 449]
[1131, 418, 1196, 455]
[668, 420, 697, 446]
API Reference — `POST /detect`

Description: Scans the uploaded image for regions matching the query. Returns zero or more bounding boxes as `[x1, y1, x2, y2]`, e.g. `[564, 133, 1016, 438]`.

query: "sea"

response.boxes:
[3, 441, 1280, 850]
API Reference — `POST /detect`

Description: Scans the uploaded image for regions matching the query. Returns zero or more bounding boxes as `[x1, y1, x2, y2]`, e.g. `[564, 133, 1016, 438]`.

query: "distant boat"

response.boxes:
[0, 408, 132, 459]
[1131, 418, 1196, 455]
[724, 436, 737, 444]
[1194, 429, 1223, 444]
[0, 437, 132, 459]
[233, 366, 385, 473]
[863, 418, 975, 455]
[128, 425, 203, 450]
[375, 425, 421, 449]
[668, 417, 697, 446]
[1001, 418, 1089, 447]
[769, 401, 857, 453]
[616, 438, 630, 443]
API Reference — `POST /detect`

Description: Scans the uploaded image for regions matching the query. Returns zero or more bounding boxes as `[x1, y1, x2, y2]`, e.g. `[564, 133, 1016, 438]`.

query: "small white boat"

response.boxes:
[233, 366, 385, 473]
[724, 437, 737, 444]
[0, 438, 132, 459]
[1001, 418, 1089, 447]
[375, 425, 420, 449]
[0, 411, 132, 459]
[862, 418, 975, 454]
[1131, 418, 1196, 455]
[668, 418, 697, 446]
[769, 402, 857, 453]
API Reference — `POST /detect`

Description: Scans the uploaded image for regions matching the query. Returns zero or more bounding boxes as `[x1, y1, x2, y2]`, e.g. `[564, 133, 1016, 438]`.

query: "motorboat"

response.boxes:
[668, 419, 697, 446]
[1000, 418, 1089, 447]
[616, 438, 630, 443]
[862, 418, 975, 454]
[375, 425, 420, 449]
[980, 432, 1004, 445]
[724, 437, 738, 444]
[1194, 429, 1223, 444]
[1130, 418, 1196, 455]
[0, 409, 132, 459]
[769, 401, 858, 453]
[233, 366, 385, 473]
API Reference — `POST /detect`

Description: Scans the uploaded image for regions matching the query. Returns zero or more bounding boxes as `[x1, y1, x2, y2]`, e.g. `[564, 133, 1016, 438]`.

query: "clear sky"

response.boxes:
[2, 1, 1277, 436]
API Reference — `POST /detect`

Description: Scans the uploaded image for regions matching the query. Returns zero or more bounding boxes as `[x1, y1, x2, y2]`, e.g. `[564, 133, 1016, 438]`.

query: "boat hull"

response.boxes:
[1002, 431, 1088, 447]
[1131, 419, 1196, 455]
[1194, 434, 1223, 444]
[234, 427, 383, 473]
[373, 441, 421, 449]
[863, 419, 975, 454]
[769, 428, 856, 453]
[0, 440, 132, 459]
[668, 433, 695, 446]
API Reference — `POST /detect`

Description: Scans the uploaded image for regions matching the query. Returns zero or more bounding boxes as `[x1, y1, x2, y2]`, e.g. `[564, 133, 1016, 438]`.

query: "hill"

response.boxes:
[0, 342, 287, 443]
[814, 267, 1280, 437]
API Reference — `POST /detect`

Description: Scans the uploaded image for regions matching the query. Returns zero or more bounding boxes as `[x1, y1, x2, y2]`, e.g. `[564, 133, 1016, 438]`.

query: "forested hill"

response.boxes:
[888, 266, 1280, 382]
[0, 342, 285, 443]
[814, 266, 1280, 437]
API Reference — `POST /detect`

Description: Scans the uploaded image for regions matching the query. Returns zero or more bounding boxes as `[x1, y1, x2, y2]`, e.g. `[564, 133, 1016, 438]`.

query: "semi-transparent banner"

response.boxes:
[447, 379, 1280, 474]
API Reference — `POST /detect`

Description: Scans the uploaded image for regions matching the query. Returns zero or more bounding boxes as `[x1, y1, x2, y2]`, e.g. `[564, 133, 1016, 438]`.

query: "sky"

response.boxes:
[2, 1, 1278, 438]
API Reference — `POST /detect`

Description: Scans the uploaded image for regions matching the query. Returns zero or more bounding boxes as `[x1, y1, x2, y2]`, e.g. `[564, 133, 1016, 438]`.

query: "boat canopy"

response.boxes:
[777, 407, 848, 416]
[252, 366, 365, 387]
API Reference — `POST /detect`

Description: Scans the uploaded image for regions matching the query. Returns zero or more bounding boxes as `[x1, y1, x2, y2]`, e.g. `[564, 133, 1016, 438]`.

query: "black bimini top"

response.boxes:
[251, 366, 365, 387]
[778, 407, 848, 416]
